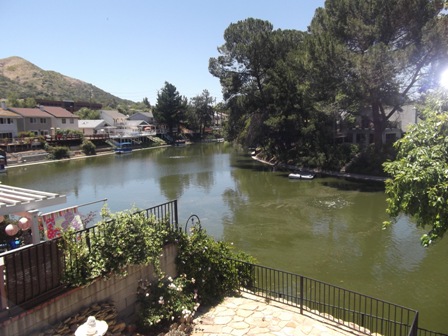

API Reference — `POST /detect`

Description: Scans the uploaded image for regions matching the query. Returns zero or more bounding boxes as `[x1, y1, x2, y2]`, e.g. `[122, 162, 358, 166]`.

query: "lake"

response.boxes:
[2, 143, 447, 332]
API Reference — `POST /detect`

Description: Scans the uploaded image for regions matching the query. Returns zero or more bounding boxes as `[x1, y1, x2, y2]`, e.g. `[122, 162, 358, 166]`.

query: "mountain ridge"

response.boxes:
[0, 56, 133, 106]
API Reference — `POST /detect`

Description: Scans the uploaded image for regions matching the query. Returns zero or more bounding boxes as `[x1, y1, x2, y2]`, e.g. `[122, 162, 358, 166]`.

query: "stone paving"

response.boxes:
[191, 292, 365, 336]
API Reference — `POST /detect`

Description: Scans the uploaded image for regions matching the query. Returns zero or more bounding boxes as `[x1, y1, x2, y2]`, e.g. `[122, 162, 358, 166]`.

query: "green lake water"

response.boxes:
[2, 143, 447, 332]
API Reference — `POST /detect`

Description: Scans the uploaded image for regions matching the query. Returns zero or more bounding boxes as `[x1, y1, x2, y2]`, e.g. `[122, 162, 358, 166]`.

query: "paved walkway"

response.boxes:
[191, 292, 365, 336]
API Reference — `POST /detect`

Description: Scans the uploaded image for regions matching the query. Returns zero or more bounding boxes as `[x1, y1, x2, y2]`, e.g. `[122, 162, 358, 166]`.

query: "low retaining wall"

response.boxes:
[0, 243, 178, 336]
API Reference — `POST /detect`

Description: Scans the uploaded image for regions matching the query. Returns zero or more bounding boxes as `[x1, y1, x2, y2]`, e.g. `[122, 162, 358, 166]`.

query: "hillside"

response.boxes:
[0, 56, 133, 106]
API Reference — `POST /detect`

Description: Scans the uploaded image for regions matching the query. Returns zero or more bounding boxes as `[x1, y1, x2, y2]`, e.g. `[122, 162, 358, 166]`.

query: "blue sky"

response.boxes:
[2, 1, 325, 104]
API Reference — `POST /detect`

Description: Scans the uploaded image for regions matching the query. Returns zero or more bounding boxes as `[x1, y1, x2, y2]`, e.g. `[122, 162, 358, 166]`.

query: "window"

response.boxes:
[40, 118, 46, 124]
[30, 118, 37, 124]
[62, 118, 66, 124]
[70, 118, 74, 124]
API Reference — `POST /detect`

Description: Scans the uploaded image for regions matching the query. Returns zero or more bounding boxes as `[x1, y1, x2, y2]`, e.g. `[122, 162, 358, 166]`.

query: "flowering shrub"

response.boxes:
[176, 223, 256, 305]
[136, 274, 199, 332]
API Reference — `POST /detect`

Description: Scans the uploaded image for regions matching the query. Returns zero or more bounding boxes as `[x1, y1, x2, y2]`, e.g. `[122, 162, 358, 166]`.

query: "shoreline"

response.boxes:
[251, 155, 387, 183]
[5, 145, 171, 169]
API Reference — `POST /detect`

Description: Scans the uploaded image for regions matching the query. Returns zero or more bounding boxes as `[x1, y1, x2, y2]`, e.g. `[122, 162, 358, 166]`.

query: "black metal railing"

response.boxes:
[0, 200, 179, 322]
[418, 328, 448, 336]
[229, 259, 424, 336]
[141, 199, 178, 229]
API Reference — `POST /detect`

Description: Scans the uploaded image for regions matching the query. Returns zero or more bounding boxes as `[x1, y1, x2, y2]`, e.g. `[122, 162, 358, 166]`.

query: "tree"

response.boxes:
[190, 90, 215, 137]
[307, 0, 448, 151]
[209, 18, 277, 146]
[142, 97, 151, 108]
[75, 108, 100, 120]
[383, 91, 448, 246]
[209, 18, 334, 164]
[24, 98, 36, 107]
[7, 93, 19, 107]
[154, 82, 186, 135]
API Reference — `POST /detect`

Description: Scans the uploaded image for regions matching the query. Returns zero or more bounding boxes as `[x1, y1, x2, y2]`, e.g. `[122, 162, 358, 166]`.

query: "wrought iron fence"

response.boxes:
[229, 259, 425, 336]
[140, 199, 178, 229]
[0, 200, 179, 322]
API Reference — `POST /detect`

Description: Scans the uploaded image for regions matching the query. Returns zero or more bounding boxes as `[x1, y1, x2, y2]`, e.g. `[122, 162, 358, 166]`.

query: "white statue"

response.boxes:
[75, 316, 108, 336]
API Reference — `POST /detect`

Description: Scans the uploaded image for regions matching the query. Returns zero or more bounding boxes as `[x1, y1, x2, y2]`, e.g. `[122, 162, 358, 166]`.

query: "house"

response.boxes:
[387, 105, 419, 133]
[0, 107, 21, 139]
[100, 110, 127, 127]
[78, 120, 107, 136]
[8, 107, 52, 136]
[339, 104, 419, 146]
[36, 99, 102, 112]
[128, 111, 154, 124]
[39, 106, 80, 132]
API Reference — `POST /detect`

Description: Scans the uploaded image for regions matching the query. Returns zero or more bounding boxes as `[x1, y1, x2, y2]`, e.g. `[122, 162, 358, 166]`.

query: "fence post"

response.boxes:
[174, 200, 178, 229]
[29, 209, 40, 245]
[409, 311, 419, 336]
[300, 275, 303, 315]
[0, 261, 7, 310]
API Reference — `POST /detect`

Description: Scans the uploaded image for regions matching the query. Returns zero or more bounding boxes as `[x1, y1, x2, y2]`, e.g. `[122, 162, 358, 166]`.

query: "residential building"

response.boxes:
[36, 99, 102, 112]
[99, 110, 127, 127]
[338, 104, 419, 146]
[8, 107, 52, 136]
[128, 111, 154, 124]
[0, 108, 21, 139]
[78, 120, 107, 136]
[39, 106, 80, 132]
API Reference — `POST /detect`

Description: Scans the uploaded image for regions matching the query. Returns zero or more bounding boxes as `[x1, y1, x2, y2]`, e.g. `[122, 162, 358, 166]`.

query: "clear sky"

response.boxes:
[2, 0, 325, 104]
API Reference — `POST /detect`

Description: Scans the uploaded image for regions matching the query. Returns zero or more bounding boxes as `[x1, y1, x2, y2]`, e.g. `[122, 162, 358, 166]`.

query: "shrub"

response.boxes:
[59, 209, 257, 334]
[60, 206, 179, 286]
[46, 145, 70, 160]
[80, 139, 96, 155]
[136, 274, 198, 332]
[176, 224, 256, 306]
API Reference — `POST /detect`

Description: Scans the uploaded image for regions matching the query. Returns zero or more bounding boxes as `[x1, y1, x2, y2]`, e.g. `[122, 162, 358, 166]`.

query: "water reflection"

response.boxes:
[1, 144, 447, 332]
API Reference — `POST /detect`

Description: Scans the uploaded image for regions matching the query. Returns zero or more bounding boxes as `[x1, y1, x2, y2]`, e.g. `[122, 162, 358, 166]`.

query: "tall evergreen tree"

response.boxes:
[306, 0, 448, 151]
[190, 90, 215, 138]
[154, 82, 186, 135]
[209, 18, 276, 146]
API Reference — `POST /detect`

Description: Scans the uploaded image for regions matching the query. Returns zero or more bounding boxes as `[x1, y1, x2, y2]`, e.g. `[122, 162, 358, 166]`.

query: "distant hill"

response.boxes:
[0, 56, 134, 106]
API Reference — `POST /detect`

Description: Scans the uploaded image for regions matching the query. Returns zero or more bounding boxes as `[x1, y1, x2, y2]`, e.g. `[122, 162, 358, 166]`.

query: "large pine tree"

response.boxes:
[306, 0, 448, 151]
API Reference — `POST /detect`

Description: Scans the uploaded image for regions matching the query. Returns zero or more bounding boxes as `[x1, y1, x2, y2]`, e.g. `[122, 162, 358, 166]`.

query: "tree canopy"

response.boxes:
[383, 91, 448, 246]
[306, 0, 448, 151]
[189, 90, 215, 137]
[154, 82, 186, 135]
[75, 107, 100, 120]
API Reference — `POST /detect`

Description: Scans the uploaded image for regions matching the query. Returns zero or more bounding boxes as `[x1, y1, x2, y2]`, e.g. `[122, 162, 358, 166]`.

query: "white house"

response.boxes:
[128, 111, 154, 124]
[78, 120, 107, 136]
[100, 110, 127, 127]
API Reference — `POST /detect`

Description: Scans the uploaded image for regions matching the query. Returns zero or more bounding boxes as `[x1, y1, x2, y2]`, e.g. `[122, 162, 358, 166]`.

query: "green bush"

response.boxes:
[176, 224, 256, 306]
[46, 145, 70, 160]
[80, 139, 96, 155]
[60, 207, 179, 286]
[60, 209, 257, 334]
[136, 274, 198, 332]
